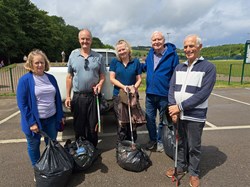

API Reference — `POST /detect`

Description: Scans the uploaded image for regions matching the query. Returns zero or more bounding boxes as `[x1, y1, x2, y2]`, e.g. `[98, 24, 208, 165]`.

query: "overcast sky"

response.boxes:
[30, 0, 250, 48]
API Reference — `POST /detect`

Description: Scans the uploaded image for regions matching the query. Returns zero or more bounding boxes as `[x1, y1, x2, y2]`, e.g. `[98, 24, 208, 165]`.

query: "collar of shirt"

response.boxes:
[153, 48, 167, 70]
[154, 47, 167, 57]
[184, 56, 204, 66]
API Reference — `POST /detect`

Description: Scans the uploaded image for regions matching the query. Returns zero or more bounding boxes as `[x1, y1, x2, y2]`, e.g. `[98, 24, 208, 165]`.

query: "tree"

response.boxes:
[0, 0, 21, 63]
[0, 0, 114, 63]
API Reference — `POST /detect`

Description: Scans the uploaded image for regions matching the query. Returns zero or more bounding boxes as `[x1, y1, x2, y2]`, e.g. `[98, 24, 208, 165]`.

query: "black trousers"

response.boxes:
[71, 92, 98, 147]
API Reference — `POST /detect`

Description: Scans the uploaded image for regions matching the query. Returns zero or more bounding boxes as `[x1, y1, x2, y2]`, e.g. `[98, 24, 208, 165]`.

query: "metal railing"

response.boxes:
[0, 65, 27, 93]
[227, 63, 250, 85]
[1, 62, 250, 94]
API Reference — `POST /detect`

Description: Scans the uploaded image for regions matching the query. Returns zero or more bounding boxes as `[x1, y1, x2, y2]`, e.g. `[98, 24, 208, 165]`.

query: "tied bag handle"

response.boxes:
[38, 131, 55, 147]
[38, 130, 50, 139]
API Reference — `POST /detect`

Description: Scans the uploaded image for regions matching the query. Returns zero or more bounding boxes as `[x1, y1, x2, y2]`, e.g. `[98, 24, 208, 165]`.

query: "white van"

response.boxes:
[92, 49, 116, 100]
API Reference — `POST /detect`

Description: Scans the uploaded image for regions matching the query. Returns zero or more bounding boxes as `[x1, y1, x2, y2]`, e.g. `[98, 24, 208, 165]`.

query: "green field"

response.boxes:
[1, 60, 250, 96]
[132, 49, 149, 58]
[212, 60, 250, 76]
[137, 60, 250, 91]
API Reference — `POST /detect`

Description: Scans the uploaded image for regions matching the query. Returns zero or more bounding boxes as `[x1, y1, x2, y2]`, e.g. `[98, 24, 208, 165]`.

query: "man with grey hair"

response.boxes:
[166, 34, 216, 187]
[142, 31, 179, 152]
[65, 29, 106, 148]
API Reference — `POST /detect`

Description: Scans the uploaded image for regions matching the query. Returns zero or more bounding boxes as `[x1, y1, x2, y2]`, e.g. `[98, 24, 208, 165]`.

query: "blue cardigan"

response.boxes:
[16, 72, 64, 136]
[142, 43, 179, 97]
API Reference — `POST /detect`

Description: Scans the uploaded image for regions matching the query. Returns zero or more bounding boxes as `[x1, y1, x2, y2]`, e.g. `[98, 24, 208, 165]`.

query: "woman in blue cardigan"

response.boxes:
[16, 49, 64, 167]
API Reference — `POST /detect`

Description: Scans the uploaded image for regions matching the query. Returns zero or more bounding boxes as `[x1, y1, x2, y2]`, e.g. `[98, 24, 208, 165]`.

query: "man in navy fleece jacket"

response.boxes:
[166, 34, 216, 187]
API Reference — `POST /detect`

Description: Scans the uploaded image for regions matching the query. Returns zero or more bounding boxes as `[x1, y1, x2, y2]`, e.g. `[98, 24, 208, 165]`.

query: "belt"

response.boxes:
[74, 92, 93, 96]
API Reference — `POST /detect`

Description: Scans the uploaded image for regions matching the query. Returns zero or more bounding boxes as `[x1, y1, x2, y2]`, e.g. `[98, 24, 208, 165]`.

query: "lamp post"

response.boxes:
[166, 32, 171, 42]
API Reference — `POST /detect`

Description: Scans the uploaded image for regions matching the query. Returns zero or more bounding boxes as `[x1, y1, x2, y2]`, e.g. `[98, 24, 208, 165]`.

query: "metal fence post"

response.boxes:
[240, 63, 245, 85]
[9, 68, 14, 93]
[228, 64, 232, 85]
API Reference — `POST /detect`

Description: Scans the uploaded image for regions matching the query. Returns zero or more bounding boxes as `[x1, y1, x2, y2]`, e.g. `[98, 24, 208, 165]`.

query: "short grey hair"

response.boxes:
[185, 34, 202, 47]
[78, 28, 92, 39]
[151, 31, 165, 41]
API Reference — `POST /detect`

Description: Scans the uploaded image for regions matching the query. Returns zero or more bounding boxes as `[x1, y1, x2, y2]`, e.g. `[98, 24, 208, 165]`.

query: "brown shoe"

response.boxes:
[189, 176, 200, 187]
[165, 167, 186, 178]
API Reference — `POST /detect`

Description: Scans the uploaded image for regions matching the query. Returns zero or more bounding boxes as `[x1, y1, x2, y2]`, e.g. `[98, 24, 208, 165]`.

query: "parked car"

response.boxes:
[48, 48, 116, 113]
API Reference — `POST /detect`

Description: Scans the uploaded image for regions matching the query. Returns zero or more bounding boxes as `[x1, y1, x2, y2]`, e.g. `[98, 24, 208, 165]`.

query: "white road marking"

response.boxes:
[0, 111, 20, 125]
[1, 91, 250, 144]
[204, 125, 250, 130]
[206, 121, 217, 128]
[2, 126, 250, 144]
[212, 93, 250, 106]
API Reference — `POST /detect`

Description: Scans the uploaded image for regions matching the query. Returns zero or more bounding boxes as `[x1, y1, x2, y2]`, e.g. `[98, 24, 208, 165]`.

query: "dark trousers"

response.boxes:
[177, 120, 205, 176]
[71, 92, 98, 147]
[113, 96, 137, 143]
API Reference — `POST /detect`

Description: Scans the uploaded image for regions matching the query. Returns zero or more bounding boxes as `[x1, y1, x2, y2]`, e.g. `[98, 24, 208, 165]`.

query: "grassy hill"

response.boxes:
[132, 44, 245, 60]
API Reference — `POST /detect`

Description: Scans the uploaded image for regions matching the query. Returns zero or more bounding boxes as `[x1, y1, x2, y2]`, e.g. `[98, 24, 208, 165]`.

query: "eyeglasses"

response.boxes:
[84, 59, 89, 70]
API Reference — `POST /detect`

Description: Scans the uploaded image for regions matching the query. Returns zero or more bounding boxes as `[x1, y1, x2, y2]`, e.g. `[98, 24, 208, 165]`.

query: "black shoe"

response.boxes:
[146, 141, 157, 150]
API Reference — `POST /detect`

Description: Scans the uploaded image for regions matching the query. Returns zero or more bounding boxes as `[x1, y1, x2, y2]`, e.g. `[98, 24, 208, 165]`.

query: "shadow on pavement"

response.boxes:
[200, 145, 227, 178]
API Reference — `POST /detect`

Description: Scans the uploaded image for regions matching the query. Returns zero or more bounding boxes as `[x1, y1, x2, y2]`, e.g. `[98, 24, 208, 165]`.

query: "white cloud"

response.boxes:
[30, 0, 250, 48]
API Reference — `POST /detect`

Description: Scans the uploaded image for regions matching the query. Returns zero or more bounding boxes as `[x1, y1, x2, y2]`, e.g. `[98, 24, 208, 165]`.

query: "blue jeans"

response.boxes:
[146, 94, 168, 143]
[25, 115, 58, 166]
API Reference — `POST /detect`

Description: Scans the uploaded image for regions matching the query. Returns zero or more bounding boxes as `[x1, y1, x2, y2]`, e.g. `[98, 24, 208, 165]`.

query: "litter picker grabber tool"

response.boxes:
[126, 87, 136, 149]
[172, 118, 179, 186]
[95, 91, 101, 133]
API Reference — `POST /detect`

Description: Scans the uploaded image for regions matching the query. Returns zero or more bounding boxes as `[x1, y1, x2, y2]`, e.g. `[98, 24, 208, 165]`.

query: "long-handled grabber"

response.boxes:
[172, 118, 179, 186]
[95, 91, 101, 133]
[126, 87, 136, 150]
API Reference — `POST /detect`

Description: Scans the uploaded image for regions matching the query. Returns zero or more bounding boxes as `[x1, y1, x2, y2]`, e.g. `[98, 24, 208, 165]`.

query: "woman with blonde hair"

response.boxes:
[110, 39, 142, 143]
[17, 49, 64, 168]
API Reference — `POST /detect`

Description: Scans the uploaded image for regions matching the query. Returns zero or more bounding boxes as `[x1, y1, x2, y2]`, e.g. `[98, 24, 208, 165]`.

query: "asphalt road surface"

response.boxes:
[0, 88, 250, 187]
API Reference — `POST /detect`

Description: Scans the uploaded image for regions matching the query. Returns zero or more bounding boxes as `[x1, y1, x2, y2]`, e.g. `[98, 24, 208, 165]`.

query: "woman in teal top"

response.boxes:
[109, 39, 142, 142]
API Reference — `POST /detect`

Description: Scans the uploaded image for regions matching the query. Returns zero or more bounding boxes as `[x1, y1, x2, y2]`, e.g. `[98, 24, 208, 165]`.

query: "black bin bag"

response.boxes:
[162, 123, 176, 159]
[64, 137, 97, 172]
[34, 132, 74, 187]
[116, 140, 152, 172]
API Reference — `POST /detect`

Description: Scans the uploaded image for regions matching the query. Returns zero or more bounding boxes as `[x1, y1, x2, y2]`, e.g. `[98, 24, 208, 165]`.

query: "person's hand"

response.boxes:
[65, 97, 71, 108]
[171, 115, 178, 124]
[128, 85, 136, 94]
[123, 85, 129, 93]
[168, 105, 180, 117]
[30, 124, 39, 133]
[93, 84, 101, 94]
[61, 117, 66, 125]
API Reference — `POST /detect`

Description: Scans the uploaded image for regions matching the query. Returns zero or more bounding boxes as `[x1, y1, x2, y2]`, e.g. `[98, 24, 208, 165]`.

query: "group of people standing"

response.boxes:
[16, 28, 216, 187]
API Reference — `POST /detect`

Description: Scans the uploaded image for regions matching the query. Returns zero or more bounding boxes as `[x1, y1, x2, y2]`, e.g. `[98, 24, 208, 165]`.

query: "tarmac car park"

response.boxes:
[0, 88, 250, 186]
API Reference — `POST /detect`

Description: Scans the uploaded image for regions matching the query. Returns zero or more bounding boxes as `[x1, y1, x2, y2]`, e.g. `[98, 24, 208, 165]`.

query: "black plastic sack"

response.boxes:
[162, 124, 176, 159]
[99, 94, 110, 114]
[34, 134, 74, 187]
[64, 137, 96, 172]
[116, 140, 152, 172]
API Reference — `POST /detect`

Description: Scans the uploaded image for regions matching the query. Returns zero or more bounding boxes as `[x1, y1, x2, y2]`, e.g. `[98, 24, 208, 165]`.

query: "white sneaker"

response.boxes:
[34, 177, 36, 182]
[156, 142, 164, 152]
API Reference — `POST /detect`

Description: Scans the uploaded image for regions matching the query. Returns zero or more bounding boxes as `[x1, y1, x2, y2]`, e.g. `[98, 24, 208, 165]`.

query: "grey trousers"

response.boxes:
[176, 120, 205, 176]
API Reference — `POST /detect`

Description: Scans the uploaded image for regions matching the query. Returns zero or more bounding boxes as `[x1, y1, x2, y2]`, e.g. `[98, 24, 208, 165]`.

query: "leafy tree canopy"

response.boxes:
[0, 0, 112, 64]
